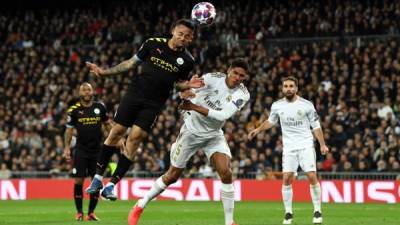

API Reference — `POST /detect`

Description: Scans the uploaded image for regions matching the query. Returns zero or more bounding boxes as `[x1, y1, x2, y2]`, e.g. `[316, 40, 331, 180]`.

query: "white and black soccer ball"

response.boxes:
[191, 2, 216, 25]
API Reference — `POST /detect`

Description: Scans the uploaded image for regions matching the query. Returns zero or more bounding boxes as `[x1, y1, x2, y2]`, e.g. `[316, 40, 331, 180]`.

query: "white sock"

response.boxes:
[282, 185, 293, 214]
[221, 183, 235, 225]
[94, 174, 103, 181]
[138, 176, 167, 208]
[310, 183, 321, 213]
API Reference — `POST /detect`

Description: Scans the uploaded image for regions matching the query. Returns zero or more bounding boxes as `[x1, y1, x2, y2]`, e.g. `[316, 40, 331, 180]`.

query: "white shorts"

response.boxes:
[170, 125, 231, 168]
[282, 147, 316, 173]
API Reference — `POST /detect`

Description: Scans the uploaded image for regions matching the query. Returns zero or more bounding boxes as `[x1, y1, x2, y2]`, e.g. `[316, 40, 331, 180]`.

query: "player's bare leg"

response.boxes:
[306, 171, 322, 224]
[212, 152, 237, 225]
[86, 123, 127, 194]
[74, 177, 84, 221]
[128, 166, 184, 225]
[282, 172, 295, 224]
[102, 125, 146, 200]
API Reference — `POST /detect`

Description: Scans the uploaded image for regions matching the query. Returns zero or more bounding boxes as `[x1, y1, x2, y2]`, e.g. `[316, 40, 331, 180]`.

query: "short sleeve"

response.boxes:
[99, 103, 109, 122]
[135, 39, 152, 62]
[66, 110, 77, 128]
[267, 103, 279, 125]
[306, 104, 321, 129]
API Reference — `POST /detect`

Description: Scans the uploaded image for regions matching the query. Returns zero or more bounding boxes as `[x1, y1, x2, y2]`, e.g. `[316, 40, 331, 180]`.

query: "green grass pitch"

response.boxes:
[0, 200, 397, 225]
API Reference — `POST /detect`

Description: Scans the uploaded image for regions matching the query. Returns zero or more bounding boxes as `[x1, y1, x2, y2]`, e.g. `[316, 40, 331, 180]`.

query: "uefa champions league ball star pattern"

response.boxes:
[191, 2, 216, 25]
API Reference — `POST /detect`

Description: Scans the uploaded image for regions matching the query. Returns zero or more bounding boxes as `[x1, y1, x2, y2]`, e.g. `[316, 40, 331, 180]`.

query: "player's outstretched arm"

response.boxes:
[86, 55, 138, 77]
[248, 120, 274, 140]
[175, 74, 204, 91]
[312, 128, 329, 155]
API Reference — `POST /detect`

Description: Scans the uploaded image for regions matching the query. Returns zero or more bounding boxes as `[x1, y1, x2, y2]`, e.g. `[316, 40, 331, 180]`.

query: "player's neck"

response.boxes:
[225, 77, 237, 89]
[80, 100, 93, 107]
[167, 39, 183, 51]
[285, 95, 298, 103]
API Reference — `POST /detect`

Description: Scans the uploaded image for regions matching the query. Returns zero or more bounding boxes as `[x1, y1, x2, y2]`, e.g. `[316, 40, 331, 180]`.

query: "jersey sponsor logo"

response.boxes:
[77, 116, 102, 125]
[176, 57, 184, 65]
[94, 108, 100, 114]
[204, 95, 222, 111]
[150, 56, 179, 72]
[282, 117, 304, 127]
[233, 99, 244, 108]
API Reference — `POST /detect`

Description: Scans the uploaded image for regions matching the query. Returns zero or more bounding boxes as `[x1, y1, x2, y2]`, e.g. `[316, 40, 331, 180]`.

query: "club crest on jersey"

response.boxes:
[67, 116, 72, 122]
[226, 95, 232, 102]
[177, 57, 184, 65]
[233, 99, 244, 108]
[214, 90, 219, 94]
[94, 108, 100, 114]
[297, 109, 304, 117]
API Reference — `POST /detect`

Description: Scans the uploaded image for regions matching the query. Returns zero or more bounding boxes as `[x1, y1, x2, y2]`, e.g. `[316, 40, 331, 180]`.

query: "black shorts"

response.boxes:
[113, 94, 161, 132]
[72, 148, 99, 178]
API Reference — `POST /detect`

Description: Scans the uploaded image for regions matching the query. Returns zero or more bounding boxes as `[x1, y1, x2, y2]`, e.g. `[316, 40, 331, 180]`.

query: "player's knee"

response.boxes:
[127, 131, 144, 146]
[74, 178, 84, 185]
[307, 172, 318, 184]
[218, 168, 232, 182]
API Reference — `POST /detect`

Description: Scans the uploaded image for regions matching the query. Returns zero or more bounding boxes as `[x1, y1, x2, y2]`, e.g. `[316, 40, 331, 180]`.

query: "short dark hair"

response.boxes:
[282, 76, 298, 86]
[230, 58, 249, 71]
[172, 19, 196, 32]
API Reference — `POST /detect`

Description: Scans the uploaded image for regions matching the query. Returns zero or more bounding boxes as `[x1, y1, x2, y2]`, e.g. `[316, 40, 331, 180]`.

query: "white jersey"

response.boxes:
[183, 72, 250, 137]
[268, 96, 321, 151]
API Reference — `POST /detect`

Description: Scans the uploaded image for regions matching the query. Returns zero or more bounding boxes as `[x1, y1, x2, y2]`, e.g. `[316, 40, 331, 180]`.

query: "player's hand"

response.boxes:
[179, 100, 194, 110]
[179, 90, 196, 99]
[63, 147, 71, 161]
[86, 62, 104, 77]
[189, 74, 204, 88]
[247, 128, 260, 140]
[320, 145, 329, 155]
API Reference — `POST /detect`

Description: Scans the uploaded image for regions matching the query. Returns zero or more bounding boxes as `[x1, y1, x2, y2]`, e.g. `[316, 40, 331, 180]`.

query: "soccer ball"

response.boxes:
[191, 2, 216, 25]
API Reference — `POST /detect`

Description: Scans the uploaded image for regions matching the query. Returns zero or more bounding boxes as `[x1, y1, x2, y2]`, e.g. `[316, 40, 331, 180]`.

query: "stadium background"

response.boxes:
[0, 0, 399, 224]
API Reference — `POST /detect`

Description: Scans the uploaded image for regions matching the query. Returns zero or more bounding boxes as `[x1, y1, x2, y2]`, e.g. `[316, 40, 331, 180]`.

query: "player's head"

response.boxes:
[282, 76, 298, 101]
[226, 58, 249, 88]
[79, 82, 94, 103]
[170, 19, 196, 49]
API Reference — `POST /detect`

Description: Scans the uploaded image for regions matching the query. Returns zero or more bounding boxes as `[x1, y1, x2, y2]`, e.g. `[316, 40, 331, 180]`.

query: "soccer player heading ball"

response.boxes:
[85, 19, 204, 200]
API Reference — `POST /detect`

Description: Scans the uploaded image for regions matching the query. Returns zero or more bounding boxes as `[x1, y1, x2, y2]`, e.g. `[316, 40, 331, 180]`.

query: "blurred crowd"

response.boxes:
[1, 0, 400, 179]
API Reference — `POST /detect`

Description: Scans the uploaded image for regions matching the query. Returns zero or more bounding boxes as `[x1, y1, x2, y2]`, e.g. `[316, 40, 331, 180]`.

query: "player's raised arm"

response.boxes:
[175, 74, 204, 91]
[86, 55, 138, 77]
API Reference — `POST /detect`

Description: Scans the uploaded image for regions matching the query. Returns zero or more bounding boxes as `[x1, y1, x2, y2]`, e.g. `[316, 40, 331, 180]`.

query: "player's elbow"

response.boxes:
[207, 110, 230, 121]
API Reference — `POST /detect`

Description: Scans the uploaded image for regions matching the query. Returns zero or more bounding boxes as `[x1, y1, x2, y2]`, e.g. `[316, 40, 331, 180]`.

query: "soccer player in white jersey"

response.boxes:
[127, 59, 250, 225]
[248, 76, 329, 224]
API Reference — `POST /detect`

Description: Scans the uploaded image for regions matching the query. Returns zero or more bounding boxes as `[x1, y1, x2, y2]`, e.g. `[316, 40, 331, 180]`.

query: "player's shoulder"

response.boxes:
[271, 98, 286, 108]
[94, 101, 107, 110]
[205, 72, 226, 79]
[298, 97, 314, 107]
[183, 48, 195, 63]
[67, 102, 81, 113]
[235, 83, 250, 100]
[146, 37, 168, 44]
